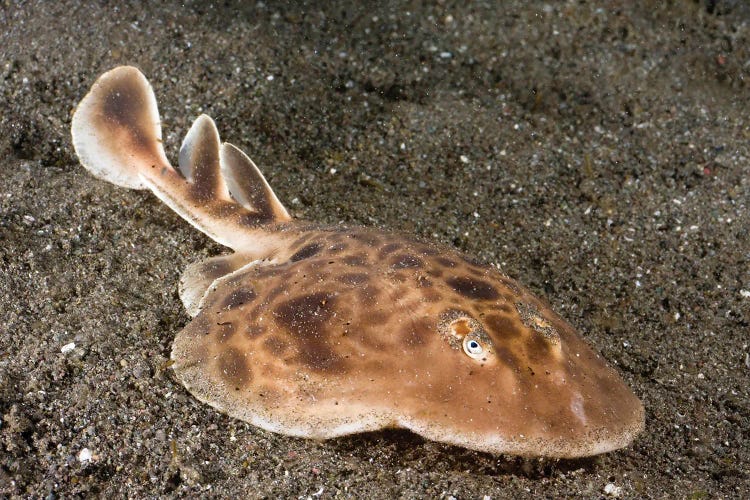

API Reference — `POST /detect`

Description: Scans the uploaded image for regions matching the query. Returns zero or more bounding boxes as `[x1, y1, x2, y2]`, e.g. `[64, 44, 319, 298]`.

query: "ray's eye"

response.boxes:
[439, 309, 494, 363]
[463, 337, 484, 358]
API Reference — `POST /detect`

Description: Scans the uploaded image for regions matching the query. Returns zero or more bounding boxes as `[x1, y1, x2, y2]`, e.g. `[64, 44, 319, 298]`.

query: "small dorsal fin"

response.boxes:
[178, 115, 231, 202]
[220, 142, 291, 222]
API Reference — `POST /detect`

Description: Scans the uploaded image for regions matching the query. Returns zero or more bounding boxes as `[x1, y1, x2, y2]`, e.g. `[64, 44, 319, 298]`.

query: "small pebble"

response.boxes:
[78, 448, 92, 463]
[604, 483, 622, 497]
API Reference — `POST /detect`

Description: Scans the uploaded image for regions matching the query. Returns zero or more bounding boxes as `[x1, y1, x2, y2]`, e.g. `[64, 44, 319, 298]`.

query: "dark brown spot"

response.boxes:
[391, 254, 423, 269]
[446, 276, 500, 300]
[484, 313, 524, 340]
[216, 321, 236, 343]
[183, 122, 223, 202]
[378, 243, 401, 257]
[273, 292, 336, 329]
[366, 310, 390, 325]
[188, 176, 216, 204]
[343, 254, 368, 266]
[418, 245, 440, 256]
[273, 292, 344, 371]
[237, 210, 273, 228]
[435, 257, 457, 268]
[416, 275, 432, 288]
[422, 289, 443, 302]
[495, 346, 521, 372]
[290, 243, 322, 262]
[526, 331, 554, 363]
[100, 78, 154, 155]
[427, 268, 444, 278]
[202, 259, 234, 279]
[338, 273, 369, 285]
[401, 317, 433, 347]
[216, 347, 250, 387]
[358, 284, 380, 306]
[221, 287, 256, 310]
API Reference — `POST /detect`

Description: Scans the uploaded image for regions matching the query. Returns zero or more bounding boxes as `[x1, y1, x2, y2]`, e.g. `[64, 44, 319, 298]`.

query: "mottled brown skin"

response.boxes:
[172, 225, 644, 457]
[73, 66, 644, 458]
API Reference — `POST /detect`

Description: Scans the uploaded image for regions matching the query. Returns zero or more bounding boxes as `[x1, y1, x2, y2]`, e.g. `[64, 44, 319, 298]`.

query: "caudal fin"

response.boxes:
[71, 66, 169, 189]
[71, 66, 291, 253]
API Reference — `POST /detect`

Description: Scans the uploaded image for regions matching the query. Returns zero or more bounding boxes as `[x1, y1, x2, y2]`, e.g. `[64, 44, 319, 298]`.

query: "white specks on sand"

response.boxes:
[61, 342, 76, 354]
[78, 447, 93, 463]
[740, 289, 750, 299]
[603, 483, 622, 497]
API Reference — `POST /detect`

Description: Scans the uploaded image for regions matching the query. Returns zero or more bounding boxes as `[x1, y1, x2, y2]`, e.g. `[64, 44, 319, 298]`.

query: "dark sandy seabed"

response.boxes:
[1, 1, 749, 498]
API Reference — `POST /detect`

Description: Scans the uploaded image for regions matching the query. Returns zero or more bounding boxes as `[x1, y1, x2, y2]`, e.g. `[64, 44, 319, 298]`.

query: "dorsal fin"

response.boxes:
[220, 142, 291, 222]
[178, 115, 231, 202]
[72, 65, 291, 253]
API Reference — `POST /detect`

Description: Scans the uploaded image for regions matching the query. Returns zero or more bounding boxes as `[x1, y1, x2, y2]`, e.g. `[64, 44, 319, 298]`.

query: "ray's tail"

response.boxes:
[71, 66, 291, 252]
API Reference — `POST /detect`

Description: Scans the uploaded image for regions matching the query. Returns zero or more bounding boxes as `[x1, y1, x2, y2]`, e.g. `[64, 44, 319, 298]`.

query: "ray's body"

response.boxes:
[71, 66, 644, 458]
